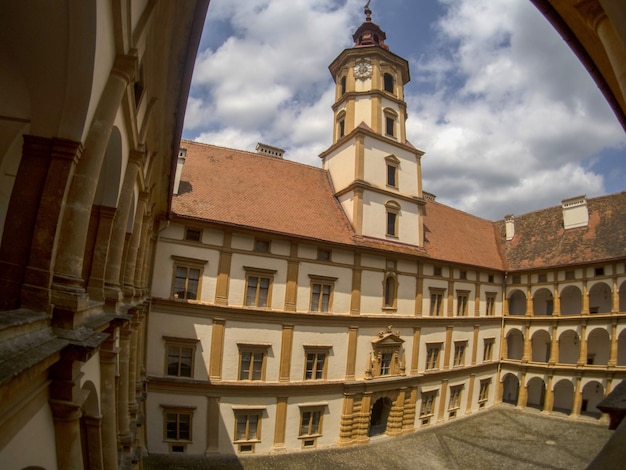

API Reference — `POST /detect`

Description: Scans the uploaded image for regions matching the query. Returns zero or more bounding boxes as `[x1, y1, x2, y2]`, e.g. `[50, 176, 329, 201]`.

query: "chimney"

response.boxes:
[423, 191, 437, 202]
[562, 195, 588, 229]
[256, 142, 285, 159]
[173, 147, 186, 194]
[504, 214, 515, 241]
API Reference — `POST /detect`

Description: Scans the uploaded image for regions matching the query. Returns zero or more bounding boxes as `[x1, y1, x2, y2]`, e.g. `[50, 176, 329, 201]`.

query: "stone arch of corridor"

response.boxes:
[553, 379, 575, 414]
[558, 329, 580, 364]
[560, 285, 582, 315]
[531, 329, 551, 362]
[502, 373, 519, 405]
[508, 289, 526, 316]
[506, 329, 524, 360]
[532, 287, 553, 316]
[588, 281, 612, 314]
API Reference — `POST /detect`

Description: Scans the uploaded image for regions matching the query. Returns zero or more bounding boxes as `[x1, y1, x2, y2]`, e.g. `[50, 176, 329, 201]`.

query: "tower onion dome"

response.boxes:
[352, 2, 389, 50]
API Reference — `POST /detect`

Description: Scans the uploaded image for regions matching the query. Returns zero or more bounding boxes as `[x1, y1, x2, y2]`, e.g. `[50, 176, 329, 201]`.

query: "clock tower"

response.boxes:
[321, 4, 425, 247]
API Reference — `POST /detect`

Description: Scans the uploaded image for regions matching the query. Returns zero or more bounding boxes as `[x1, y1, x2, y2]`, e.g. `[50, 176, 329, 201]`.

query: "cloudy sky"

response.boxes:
[183, 0, 626, 221]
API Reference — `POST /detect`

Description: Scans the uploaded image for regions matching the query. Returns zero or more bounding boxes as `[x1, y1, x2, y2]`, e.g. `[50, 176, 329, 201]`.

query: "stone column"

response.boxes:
[465, 374, 476, 415]
[522, 323, 531, 363]
[284, 243, 299, 312]
[357, 393, 371, 443]
[104, 150, 144, 307]
[52, 54, 137, 308]
[549, 324, 559, 365]
[338, 393, 355, 446]
[118, 324, 131, 439]
[86, 206, 117, 302]
[495, 372, 503, 404]
[571, 376, 583, 417]
[209, 319, 226, 381]
[608, 321, 618, 367]
[410, 327, 421, 374]
[206, 396, 220, 455]
[517, 372, 528, 408]
[100, 336, 120, 470]
[345, 327, 358, 380]
[402, 387, 418, 432]
[132, 214, 152, 298]
[20, 138, 83, 314]
[577, 323, 588, 366]
[49, 399, 84, 470]
[442, 326, 453, 370]
[543, 375, 554, 413]
[128, 313, 140, 420]
[272, 397, 288, 452]
[122, 191, 149, 298]
[214, 233, 232, 305]
[471, 325, 479, 365]
[414, 265, 423, 316]
[447, 279, 454, 317]
[525, 286, 533, 316]
[582, 280, 590, 315]
[612, 277, 619, 313]
[387, 389, 405, 436]
[350, 253, 362, 315]
[84, 415, 105, 470]
[437, 380, 448, 422]
[278, 325, 294, 382]
[553, 285, 561, 316]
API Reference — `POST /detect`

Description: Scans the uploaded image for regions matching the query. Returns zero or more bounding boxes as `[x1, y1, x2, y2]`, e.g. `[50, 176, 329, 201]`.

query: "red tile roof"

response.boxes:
[497, 191, 626, 270]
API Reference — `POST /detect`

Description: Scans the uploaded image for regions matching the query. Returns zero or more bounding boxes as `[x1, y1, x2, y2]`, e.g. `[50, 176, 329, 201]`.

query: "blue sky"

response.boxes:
[183, 0, 626, 220]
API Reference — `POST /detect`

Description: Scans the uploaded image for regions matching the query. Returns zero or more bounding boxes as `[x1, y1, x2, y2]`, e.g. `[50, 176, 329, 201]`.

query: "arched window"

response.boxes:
[383, 108, 398, 138]
[384, 275, 396, 308]
[385, 200, 400, 237]
[384, 73, 394, 93]
[336, 110, 346, 139]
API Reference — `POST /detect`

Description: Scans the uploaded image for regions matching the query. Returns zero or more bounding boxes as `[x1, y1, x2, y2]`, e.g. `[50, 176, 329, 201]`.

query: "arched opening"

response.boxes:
[560, 285, 582, 315]
[526, 377, 546, 410]
[588, 282, 612, 314]
[502, 373, 519, 405]
[93, 126, 123, 208]
[508, 289, 526, 315]
[581, 381, 604, 418]
[619, 280, 626, 312]
[369, 397, 392, 437]
[506, 329, 524, 360]
[531, 330, 551, 362]
[80, 380, 103, 469]
[618, 329, 626, 366]
[532, 288, 553, 315]
[553, 379, 574, 415]
[558, 330, 580, 364]
[587, 328, 610, 365]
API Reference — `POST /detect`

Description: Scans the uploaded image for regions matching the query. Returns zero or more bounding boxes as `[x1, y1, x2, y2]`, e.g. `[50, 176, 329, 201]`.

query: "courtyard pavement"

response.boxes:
[144, 405, 615, 470]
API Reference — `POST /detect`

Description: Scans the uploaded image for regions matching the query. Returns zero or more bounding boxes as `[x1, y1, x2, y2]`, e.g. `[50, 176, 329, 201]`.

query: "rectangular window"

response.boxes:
[164, 337, 198, 378]
[339, 119, 345, 138]
[429, 289, 445, 316]
[453, 341, 467, 367]
[238, 345, 269, 381]
[483, 338, 495, 362]
[485, 293, 496, 316]
[594, 267, 604, 276]
[488, 274, 494, 283]
[299, 408, 323, 437]
[317, 249, 331, 261]
[425, 343, 441, 370]
[386, 211, 397, 236]
[380, 353, 392, 375]
[304, 349, 328, 380]
[512, 275, 521, 284]
[246, 276, 270, 307]
[387, 164, 397, 187]
[185, 228, 202, 242]
[234, 410, 263, 451]
[456, 291, 469, 316]
[420, 391, 437, 417]
[449, 386, 463, 410]
[385, 116, 394, 136]
[434, 267, 442, 276]
[162, 407, 194, 445]
[460, 270, 467, 279]
[538, 273, 547, 282]
[565, 270, 575, 280]
[310, 282, 332, 312]
[478, 379, 491, 403]
[173, 265, 201, 300]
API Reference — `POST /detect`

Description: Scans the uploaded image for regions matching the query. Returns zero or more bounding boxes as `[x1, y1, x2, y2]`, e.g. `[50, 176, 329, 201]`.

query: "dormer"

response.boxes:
[562, 195, 589, 229]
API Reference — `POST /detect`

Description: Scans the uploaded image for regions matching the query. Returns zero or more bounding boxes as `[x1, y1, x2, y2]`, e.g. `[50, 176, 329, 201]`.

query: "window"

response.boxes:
[385, 155, 399, 188]
[429, 288, 445, 316]
[565, 270, 575, 280]
[460, 270, 467, 279]
[233, 409, 263, 452]
[185, 228, 201, 242]
[162, 406, 194, 450]
[479, 379, 491, 403]
[385, 201, 400, 237]
[483, 338, 495, 362]
[420, 391, 437, 417]
[254, 239, 270, 253]
[380, 353, 393, 375]
[434, 267, 442, 276]
[488, 274, 494, 283]
[369, 327, 405, 378]
[383, 73, 394, 93]
[453, 341, 467, 367]
[425, 343, 441, 370]
[449, 386, 463, 410]
[309, 275, 336, 313]
[317, 249, 331, 261]
[171, 256, 207, 300]
[304, 347, 329, 380]
[385, 116, 395, 136]
[456, 291, 469, 316]
[238, 344, 270, 381]
[383, 274, 397, 309]
[595, 267, 604, 276]
[244, 267, 276, 308]
[512, 275, 521, 284]
[485, 293, 496, 316]
[339, 119, 345, 138]
[164, 337, 198, 378]
[340, 76, 346, 95]
[538, 273, 547, 283]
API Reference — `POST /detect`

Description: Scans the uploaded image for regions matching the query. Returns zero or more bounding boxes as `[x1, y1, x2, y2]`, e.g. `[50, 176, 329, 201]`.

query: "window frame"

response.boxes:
[485, 292, 497, 316]
[163, 336, 199, 378]
[383, 108, 398, 138]
[303, 345, 331, 381]
[420, 390, 437, 418]
[184, 227, 202, 242]
[233, 408, 264, 452]
[384, 154, 400, 189]
[171, 255, 207, 301]
[456, 290, 469, 316]
[383, 272, 398, 310]
[385, 200, 400, 238]
[237, 343, 271, 381]
[162, 405, 195, 449]
[478, 379, 491, 403]
[425, 343, 442, 370]
[308, 275, 337, 313]
[383, 72, 395, 94]
[483, 338, 495, 362]
[429, 288, 445, 316]
[453, 341, 467, 367]
[243, 266, 276, 308]
[254, 239, 270, 253]
[448, 385, 463, 411]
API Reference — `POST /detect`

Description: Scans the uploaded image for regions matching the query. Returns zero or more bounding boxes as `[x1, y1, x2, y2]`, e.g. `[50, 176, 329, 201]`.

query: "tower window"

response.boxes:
[385, 201, 400, 237]
[385, 117, 394, 136]
[340, 76, 346, 95]
[384, 73, 394, 94]
[339, 119, 345, 138]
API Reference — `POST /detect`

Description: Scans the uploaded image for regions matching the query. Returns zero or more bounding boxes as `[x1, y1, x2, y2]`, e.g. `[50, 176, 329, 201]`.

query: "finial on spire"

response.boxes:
[364, 0, 372, 22]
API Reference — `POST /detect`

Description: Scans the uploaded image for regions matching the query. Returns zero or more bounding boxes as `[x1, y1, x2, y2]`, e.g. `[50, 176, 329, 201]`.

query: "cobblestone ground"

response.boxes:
[144, 406, 613, 470]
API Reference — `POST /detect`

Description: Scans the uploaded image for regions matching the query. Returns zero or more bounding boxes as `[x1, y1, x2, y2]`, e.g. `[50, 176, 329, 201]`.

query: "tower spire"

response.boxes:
[353, 1, 388, 50]
[364, 1, 372, 21]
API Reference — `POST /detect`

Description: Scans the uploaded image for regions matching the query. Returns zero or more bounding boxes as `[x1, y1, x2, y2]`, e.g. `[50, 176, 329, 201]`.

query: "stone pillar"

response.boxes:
[517, 372, 528, 408]
[437, 380, 448, 422]
[402, 387, 417, 432]
[410, 327, 421, 374]
[103, 150, 144, 306]
[582, 280, 590, 315]
[471, 325, 479, 365]
[571, 376, 583, 417]
[118, 324, 131, 439]
[122, 191, 149, 298]
[278, 324, 294, 382]
[474, 282, 481, 316]
[100, 335, 119, 470]
[447, 279, 454, 317]
[495, 372, 503, 404]
[414, 266, 423, 316]
[273, 397, 288, 451]
[345, 327, 358, 380]
[338, 393, 356, 446]
[214, 233, 232, 305]
[525, 286, 533, 316]
[443, 326, 453, 370]
[522, 323, 531, 363]
[543, 375, 554, 413]
[49, 399, 85, 470]
[86, 206, 117, 302]
[284, 243, 299, 312]
[577, 323, 588, 366]
[52, 54, 137, 309]
[608, 321, 618, 367]
[128, 313, 140, 420]
[465, 374, 476, 414]
[209, 319, 225, 380]
[350, 253, 362, 315]
[84, 415, 105, 470]
[20, 138, 83, 313]
[503, 292, 509, 316]
[132, 214, 152, 298]
[357, 393, 372, 443]
[387, 389, 405, 436]
[0, 135, 53, 310]
[206, 396, 220, 455]
[553, 285, 561, 316]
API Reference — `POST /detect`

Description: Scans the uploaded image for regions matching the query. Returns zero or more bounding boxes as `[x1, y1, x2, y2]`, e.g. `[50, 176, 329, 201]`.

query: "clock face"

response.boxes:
[354, 60, 372, 79]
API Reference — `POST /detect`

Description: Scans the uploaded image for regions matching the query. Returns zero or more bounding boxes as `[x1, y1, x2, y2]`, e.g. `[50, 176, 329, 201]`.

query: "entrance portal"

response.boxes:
[369, 397, 392, 436]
